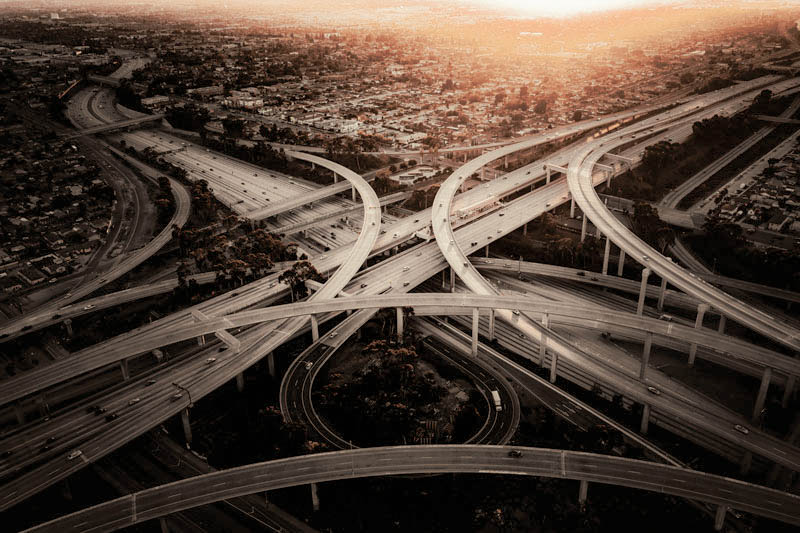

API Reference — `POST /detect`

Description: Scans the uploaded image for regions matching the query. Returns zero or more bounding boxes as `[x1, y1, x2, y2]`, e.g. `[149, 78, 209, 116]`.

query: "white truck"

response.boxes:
[490, 390, 502, 412]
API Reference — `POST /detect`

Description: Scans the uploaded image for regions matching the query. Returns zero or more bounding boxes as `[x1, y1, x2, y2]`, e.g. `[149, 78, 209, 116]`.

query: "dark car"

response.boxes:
[508, 450, 523, 458]
[0, 450, 13, 459]
[105, 413, 119, 422]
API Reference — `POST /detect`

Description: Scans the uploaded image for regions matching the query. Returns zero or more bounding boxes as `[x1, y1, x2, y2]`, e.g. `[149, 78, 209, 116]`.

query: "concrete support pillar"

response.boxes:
[463, 152, 467, 162]
[449, 267, 455, 293]
[740, 451, 752, 475]
[636, 268, 651, 316]
[783, 375, 796, 408]
[601, 237, 611, 275]
[549, 348, 558, 384]
[64, 318, 73, 337]
[617, 249, 625, 277]
[267, 351, 276, 378]
[580, 215, 587, 242]
[351, 186, 356, 202]
[119, 359, 130, 381]
[717, 315, 726, 334]
[396, 307, 404, 343]
[570, 198, 576, 218]
[197, 334, 206, 346]
[311, 482, 320, 511]
[181, 408, 192, 446]
[714, 505, 727, 531]
[485, 245, 489, 258]
[640, 332, 652, 380]
[236, 372, 245, 393]
[688, 304, 709, 367]
[606, 171, 613, 190]
[546, 167, 551, 184]
[578, 479, 588, 505]
[540, 313, 549, 368]
[523, 222, 528, 236]
[640, 404, 650, 434]
[310, 315, 319, 342]
[332, 170, 338, 183]
[160, 517, 170, 533]
[471, 308, 479, 356]
[504, 155, 508, 169]
[752, 367, 772, 423]
[442, 269, 447, 289]
[488, 310, 495, 341]
[14, 402, 25, 425]
[657, 277, 667, 311]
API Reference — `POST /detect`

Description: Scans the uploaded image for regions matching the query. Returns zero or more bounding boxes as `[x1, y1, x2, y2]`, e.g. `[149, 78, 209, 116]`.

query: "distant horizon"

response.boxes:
[461, 0, 674, 18]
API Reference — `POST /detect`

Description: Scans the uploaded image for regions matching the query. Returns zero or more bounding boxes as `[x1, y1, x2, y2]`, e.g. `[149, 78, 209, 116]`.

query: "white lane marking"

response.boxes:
[672, 478, 687, 483]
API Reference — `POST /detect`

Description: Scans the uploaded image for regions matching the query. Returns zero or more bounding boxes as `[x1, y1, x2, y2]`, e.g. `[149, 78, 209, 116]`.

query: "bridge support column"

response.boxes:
[267, 351, 276, 378]
[580, 215, 588, 242]
[310, 315, 319, 342]
[549, 348, 558, 384]
[640, 332, 652, 380]
[332, 170, 338, 183]
[471, 308, 479, 356]
[688, 304, 709, 367]
[601, 237, 611, 275]
[442, 269, 447, 289]
[740, 451, 752, 475]
[488, 310, 495, 341]
[485, 245, 489, 258]
[14, 402, 25, 425]
[64, 318, 73, 337]
[352, 187, 356, 202]
[640, 404, 650, 434]
[119, 359, 130, 381]
[197, 334, 206, 346]
[311, 482, 320, 511]
[546, 167, 551, 184]
[236, 372, 245, 393]
[657, 277, 667, 311]
[504, 155, 508, 169]
[181, 408, 192, 446]
[523, 222, 527, 236]
[578, 479, 588, 506]
[160, 517, 170, 533]
[606, 171, 613, 190]
[783, 375, 796, 408]
[540, 313, 549, 368]
[752, 367, 772, 423]
[717, 315, 726, 334]
[617, 249, 625, 276]
[450, 267, 455, 293]
[396, 307, 404, 343]
[570, 198, 576, 218]
[636, 268, 651, 316]
[714, 505, 727, 531]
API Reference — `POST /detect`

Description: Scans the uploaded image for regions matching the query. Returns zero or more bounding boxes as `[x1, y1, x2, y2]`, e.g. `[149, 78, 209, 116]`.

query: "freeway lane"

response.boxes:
[23, 445, 800, 532]
[567, 112, 800, 353]
[0, 151, 381, 512]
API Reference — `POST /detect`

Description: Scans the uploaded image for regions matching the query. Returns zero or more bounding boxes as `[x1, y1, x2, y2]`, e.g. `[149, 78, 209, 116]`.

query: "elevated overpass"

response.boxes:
[23, 446, 800, 532]
[60, 114, 165, 139]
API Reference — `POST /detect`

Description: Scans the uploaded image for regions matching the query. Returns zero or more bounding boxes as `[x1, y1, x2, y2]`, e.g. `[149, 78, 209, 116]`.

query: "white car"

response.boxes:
[67, 449, 82, 461]
[83, 304, 95, 311]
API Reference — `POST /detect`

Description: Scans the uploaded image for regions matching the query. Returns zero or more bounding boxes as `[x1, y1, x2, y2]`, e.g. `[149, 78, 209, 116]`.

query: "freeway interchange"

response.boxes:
[3, 73, 800, 529]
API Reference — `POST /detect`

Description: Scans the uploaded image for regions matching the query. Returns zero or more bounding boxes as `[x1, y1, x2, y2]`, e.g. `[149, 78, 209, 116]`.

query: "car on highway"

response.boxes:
[105, 413, 119, 422]
[734, 424, 749, 435]
[329, 332, 338, 338]
[171, 392, 183, 401]
[304, 362, 313, 370]
[508, 449, 523, 458]
[0, 450, 12, 459]
[512, 310, 520, 316]
[361, 283, 368, 288]
[83, 304, 95, 311]
[146, 379, 157, 386]
[206, 358, 217, 364]
[647, 386, 661, 396]
[128, 398, 140, 406]
[67, 450, 83, 461]
[659, 314, 673, 322]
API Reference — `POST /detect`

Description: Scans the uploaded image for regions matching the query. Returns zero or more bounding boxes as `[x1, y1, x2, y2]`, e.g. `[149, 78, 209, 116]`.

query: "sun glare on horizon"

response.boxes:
[466, 0, 671, 18]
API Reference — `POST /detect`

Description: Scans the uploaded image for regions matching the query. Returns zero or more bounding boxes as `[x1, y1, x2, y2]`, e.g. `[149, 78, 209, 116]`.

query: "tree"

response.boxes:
[278, 260, 323, 301]
[222, 117, 245, 138]
[631, 202, 674, 253]
[534, 100, 547, 114]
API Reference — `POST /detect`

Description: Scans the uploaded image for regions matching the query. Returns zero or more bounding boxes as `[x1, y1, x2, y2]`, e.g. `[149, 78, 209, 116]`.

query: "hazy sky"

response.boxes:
[464, 0, 672, 17]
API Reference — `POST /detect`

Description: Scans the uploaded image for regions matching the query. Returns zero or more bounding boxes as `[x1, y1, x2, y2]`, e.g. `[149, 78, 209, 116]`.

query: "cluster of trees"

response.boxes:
[314, 340, 446, 446]
[114, 80, 142, 112]
[688, 216, 800, 292]
[631, 203, 674, 253]
[165, 103, 210, 132]
[323, 135, 385, 171]
[278, 260, 323, 301]
[154, 176, 175, 226]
